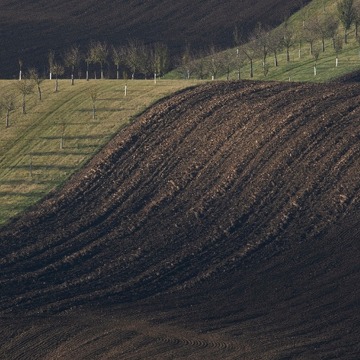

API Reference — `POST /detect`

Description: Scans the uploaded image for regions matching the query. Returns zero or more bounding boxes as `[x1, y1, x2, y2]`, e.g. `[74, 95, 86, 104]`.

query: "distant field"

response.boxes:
[0, 79, 200, 225]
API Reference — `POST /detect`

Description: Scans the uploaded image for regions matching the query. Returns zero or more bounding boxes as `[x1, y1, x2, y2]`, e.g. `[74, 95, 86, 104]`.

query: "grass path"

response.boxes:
[0, 79, 200, 225]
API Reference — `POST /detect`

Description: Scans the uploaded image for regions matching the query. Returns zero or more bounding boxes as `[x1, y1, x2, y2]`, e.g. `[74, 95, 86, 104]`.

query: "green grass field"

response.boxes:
[0, 79, 200, 225]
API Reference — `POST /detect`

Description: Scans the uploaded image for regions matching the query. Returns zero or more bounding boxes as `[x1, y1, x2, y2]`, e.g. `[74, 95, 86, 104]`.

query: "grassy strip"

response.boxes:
[0, 79, 200, 225]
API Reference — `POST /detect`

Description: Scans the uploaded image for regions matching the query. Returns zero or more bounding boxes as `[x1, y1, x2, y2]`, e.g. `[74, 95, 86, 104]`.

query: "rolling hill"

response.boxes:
[0, 0, 308, 77]
[0, 80, 359, 358]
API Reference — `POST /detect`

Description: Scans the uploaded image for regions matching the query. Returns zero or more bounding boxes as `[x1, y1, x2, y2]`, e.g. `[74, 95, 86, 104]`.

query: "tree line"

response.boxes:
[178, 0, 360, 79]
[17, 40, 171, 83]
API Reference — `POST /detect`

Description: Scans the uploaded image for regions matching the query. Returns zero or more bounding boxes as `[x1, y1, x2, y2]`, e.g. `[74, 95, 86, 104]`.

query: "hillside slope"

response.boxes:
[0, 81, 359, 358]
[0, 0, 307, 77]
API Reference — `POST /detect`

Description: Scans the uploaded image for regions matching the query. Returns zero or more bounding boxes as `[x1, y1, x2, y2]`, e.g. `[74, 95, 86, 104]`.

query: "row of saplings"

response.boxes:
[0, 68, 103, 129]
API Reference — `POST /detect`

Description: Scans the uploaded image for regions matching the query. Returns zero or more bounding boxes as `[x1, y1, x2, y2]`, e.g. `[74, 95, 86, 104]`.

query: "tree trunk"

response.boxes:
[55, 77, 59, 92]
[38, 86, 42, 101]
[116, 65, 119, 80]
[6, 110, 10, 128]
[22, 95, 26, 114]
[250, 59, 253, 78]
[72, 66, 75, 85]
[93, 104, 96, 119]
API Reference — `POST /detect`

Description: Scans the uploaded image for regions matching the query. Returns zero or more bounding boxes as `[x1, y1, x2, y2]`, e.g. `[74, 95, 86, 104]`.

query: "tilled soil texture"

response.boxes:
[0, 81, 359, 359]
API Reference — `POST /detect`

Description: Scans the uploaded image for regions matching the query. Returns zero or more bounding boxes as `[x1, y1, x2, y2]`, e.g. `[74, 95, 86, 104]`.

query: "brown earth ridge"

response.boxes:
[0, 80, 359, 359]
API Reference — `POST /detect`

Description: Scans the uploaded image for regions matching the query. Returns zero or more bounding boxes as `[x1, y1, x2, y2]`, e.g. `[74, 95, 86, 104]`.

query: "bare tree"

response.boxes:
[180, 43, 194, 79]
[281, 22, 296, 62]
[334, 35, 343, 66]
[354, 0, 360, 37]
[302, 17, 319, 56]
[52, 63, 64, 92]
[153, 42, 170, 78]
[89, 41, 109, 79]
[337, 0, 355, 43]
[242, 38, 259, 78]
[111, 45, 124, 80]
[124, 39, 147, 79]
[268, 28, 284, 67]
[0, 94, 16, 128]
[254, 23, 270, 71]
[14, 79, 34, 114]
[312, 46, 321, 75]
[206, 46, 225, 80]
[28, 68, 44, 101]
[64, 45, 82, 85]
[234, 48, 245, 80]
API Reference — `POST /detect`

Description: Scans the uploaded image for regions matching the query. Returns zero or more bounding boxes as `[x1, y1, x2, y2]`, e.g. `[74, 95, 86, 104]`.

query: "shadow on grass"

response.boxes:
[0, 191, 45, 198]
[12, 164, 77, 171]
[40, 134, 105, 140]
[77, 108, 123, 112]
[29, 150, 93, 156]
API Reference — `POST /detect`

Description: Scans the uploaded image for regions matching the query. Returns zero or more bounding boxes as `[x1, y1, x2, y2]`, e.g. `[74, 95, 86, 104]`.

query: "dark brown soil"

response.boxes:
[0, 0, 308, 77]
[0, 81, 359, 359]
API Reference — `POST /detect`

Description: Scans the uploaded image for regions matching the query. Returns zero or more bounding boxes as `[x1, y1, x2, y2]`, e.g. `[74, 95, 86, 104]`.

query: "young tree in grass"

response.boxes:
[52, 63, 64, 92]
[89, 87, 98, 119]
[316, 14, 340, 52]
[64, 45, 82, 85]
[48, 50, 55, 80]
[180, 43, 194, 79]
[268, 27, 284, 67]
[302, 17, 319, 56]
[111, 45, 124, 80]
[242, 38, 259, 78]
[153, 42, 170, 78]
[254, 23, 270, 71]
[124, 39, 146, 79]
[234, 48, 245, 80]
[28, 68, 44, 101]
[281, 22, 296, 62]
[334, 35, 343, 66]
[192, 50, 208, 79]
[354, 0, 360, 37]
[89, 41, 108, 79]
[206, 45, 225, 80]
[14, 79, 34, 114]
[18, 59, 23, 80]
[0, 94, 16, 128]
[337, 0, 355, 44]
[312, 46, 320, 76]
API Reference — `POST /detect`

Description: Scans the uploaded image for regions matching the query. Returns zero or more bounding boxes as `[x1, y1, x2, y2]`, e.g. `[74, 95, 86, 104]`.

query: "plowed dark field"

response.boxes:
[0, 81, 359, 359]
